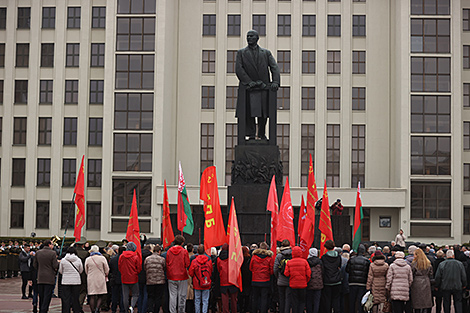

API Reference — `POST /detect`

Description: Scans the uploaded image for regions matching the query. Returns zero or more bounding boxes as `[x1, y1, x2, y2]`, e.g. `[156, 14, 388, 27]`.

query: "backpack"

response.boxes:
[278, 253, 292, 276]
[195, 259, 212, 288]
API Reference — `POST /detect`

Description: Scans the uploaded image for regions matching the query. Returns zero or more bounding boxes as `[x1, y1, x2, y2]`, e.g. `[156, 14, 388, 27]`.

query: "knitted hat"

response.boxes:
[309, 248, 318, 258]
[126, 242, 137, 252]
[395, 251, 405, 259]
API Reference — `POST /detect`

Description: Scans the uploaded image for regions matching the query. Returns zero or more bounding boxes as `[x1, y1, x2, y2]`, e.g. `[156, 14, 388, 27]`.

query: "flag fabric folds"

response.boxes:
[277, 178, 295, 247]
[298, 195, 306, 241]
[318, 180, 333, 257]
[300, 154, 318, 258]
[177, 162, 194, 235]
[352, 181, 363, 252]
[227, 197, 243, 291]
[73, 155, 86, 242]
[126, 189, 142, 260]
[162, 180, 175, 249]
[200, 166, 226, 252]
[266, 176, 279, 255]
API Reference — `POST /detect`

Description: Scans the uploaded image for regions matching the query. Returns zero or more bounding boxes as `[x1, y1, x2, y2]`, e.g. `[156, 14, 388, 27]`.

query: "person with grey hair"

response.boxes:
[85, 245, 109, 313]
[435, 249, 467, 313]
[306, 248, 322, 313]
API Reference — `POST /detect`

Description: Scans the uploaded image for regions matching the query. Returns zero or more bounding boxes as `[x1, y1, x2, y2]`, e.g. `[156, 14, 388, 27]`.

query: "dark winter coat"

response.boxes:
[19, 250, 32, 272]
[274, 247, 292, 286]
[138, 249, 153, 284]
[307, 256, 323, 290]
[33, 246, 59, 285]
[435, 258, 467, 290]
[321, 250, 342, 286]
[144, 253, 166, 285]
[249, 248, 274, 285]
[410, 263, 433, 309]
[284, 247, 311, 289]
[346, 255, 370, 286]
[241, 255, 252, 294]
[109, 254, 122, 285]
[366, 256, 389, 304]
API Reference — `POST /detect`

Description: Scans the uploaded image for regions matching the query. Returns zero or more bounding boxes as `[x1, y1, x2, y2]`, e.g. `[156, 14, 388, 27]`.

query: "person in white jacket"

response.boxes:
[59, 246, 83, 313]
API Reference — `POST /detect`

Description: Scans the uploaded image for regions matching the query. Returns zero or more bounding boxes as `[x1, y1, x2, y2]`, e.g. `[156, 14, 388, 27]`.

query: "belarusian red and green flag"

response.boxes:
[352, 181, 363, 252]
[177, 162, 194, 235]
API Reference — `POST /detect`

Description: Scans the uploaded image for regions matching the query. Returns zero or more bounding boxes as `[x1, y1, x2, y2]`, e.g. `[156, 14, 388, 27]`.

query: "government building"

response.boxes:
[0, 0, 469, 246]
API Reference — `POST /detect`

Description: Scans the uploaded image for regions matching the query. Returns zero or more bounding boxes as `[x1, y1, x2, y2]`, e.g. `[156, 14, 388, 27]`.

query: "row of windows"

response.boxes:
[204, 50, 366, 74]
[203, 14, 365, 37]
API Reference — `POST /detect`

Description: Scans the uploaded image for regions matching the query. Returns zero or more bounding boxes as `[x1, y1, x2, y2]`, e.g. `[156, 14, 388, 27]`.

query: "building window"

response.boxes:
[228, 14, 241, 36]
[0, 80, 3, 103]
[411, 95, 450, 133]
[202, 86, 215, 109]
[226, 86, 237, 110]
[37, 158, 51, 187]
[302, 50, 316, 74]
[301, 124, 315, 187]
[252, 14, 266, 36]
[113, 133, 153, 171]
[89, 118, 103, 146]
[63, 117, 77, 146]
[114, 93, 154, 130]
[15, 80, 28, 104]
[0, 44, 4, 67]
[116, 17, 156, 51]
[11, 201, 24, 229]
[36, 201, 49, 229]
[91, 43, 105, 67]
[277, 50, 291, 74]
[352, 51, 366, 74]
[39, 80, 53, 104]
[327, 87, 341, 110]
[66, 43, 80, 67]
[112, 179, 152, 217]
[464, 9, 470, 31]
[41, 43, 54, 67]
[116, 54, 155, 89]
[352, 87, 366, 110]
[61, 202, 75, 229]
[411, 181, 450, 219]
[87, 202, 101, 230]
[465, 83, 470, 107]
[278, 15, 291, 36]
[302, 87, 315, 110]
[277, 87, 290, 110]
[465, 164, 470, 191]
[92, 7, 106, 28]
[88, 159, 102, 187]
[352, 15, 366, 36]
[67, 7, 81, 29]
[13, 117, 27, 145]
[17, 7, 31, 29]
[277, 124, 290, 178]
[411, 57, 450, 92]
[117, 0, 156, 14]
[327, 51, 341, 74]
[465, 46, 470, 69]
[12, 158, 26, 186]
[353, 0, 366, 2]
[0, 8, 6, 29]
[38, 117, 52, 145]
[465, 122, 470, 150]
[42, 7, 55, 29]
[65, 80, 79, 104]
[0, 117, 2, 145]
[411, 19, 450, 53]
[328, 15, 341, 36]
[327, 124, 340, 187]
[202, 50, 216, 73]
[227, 50, 237, 73]
[16, 43, 29, 68]
[410, 0, 450, 15]
[226, 124, 237, 186]
[203, 14, 216, 36]
[201, 123, 214, 175]
[465, 207, 470, 234]
[302, 15, 316, 36]
[62, 159, 76, 187]
[352, 125, 365, 187]
[411, 136, 450, 175]
[89, 80, 104, 104]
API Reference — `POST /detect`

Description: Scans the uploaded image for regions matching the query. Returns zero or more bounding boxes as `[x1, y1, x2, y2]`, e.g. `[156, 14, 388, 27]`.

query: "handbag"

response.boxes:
[383, 300, 392, 313]
[91, 255, 109, 282]
[362, 291, 374, 313]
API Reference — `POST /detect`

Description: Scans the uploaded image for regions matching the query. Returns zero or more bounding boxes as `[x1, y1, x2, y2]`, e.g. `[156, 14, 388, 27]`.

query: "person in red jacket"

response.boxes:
[189, 245, 212, 313]
[118, 242, 142, 313]
[217, 243, 238, 313]
[249, 242, 274, 313]
[285, 246, 311, 313]
[166, 235, 190, 313]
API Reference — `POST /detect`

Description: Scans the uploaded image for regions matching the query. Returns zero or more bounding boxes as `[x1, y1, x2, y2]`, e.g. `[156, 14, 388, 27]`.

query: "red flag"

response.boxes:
[318, 180, 333, 257]
[277, 178, 295, 247]
[298, 195, 306, 239]
[126, 189, 142, 260]
[200, 166, 226, 252]
[300, 154, 318, 258]
[227, 198, 243, 291]
[73, 155, 86, 242]
[162, 180, 175, 249]
[266, 176, 279, 255]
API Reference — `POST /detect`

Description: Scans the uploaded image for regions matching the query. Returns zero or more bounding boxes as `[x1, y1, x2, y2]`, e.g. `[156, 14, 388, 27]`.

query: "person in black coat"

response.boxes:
[346, 244, 370, 313]
[19, 244, 34, 299]
[239, 247, 252, 313]
[109, 246, 125, 313]
[321, 240, 342, 313]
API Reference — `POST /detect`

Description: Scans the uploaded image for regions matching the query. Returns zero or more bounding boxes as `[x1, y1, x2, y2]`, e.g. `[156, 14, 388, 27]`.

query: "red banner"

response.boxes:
[126, 189, 142, 260]
[300, 154, 318, 258]
[277, 178, 295, 247]
[266, 176, 279, 255]
[319, 180, 333, 257]
[73, 155, 85, 242]
[162, 180, 175, 249]
[227, 198, 243, 291]
[298, 195, 306, 242]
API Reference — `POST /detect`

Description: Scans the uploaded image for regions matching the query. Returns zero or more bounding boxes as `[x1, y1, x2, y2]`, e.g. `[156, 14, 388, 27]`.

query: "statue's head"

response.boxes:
[247, 30, 259, 46]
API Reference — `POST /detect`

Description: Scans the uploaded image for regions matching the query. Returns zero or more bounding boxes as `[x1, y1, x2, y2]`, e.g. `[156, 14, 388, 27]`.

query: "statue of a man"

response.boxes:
[236, 30, 280, 140]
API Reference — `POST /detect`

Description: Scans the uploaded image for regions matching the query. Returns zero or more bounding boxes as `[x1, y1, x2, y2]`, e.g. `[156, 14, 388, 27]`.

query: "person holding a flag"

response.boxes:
[166, 235, 190, 313]
[216, 243, 239, 313]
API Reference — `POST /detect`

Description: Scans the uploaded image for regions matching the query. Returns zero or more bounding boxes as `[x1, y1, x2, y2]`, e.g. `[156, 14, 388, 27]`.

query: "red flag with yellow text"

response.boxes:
[200, 166, 226, 252]
[277, 178, 295, 247]
[73, 155, 86, 242]
[266, 176, 279, 255]
[162, 180, 175, 249]
[300, 154, 318, 258]
[318, 181, 333, 257]
[227, 197, 243, 291]
[126, 189, 142, 260]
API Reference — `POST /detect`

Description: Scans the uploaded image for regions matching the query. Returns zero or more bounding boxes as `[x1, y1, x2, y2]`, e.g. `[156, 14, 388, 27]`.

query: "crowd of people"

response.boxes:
[4, 235, 470, 313]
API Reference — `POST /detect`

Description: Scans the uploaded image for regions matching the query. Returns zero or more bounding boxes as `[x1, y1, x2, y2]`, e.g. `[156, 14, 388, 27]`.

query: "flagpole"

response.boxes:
[60, 193, 76, 257]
